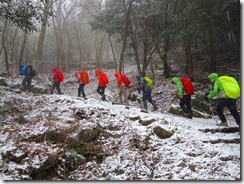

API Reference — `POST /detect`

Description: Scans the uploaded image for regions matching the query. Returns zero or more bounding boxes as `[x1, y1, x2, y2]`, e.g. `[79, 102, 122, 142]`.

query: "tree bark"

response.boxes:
[34, 0, 50, 73]
[184, 38, 193, 78]
[2, 19, 10, 76]
[18, 32, 27, 73]
[155, 42, 171, 78]
[207, 29, 217, 73]
[118, 0, 133, 73]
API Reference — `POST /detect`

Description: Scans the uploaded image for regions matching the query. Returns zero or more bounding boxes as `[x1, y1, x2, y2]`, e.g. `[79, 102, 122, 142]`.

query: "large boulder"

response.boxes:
[153, 126, 173, 139]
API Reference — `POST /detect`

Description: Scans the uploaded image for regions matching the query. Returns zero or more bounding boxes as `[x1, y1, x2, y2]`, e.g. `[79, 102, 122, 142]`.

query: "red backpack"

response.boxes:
[80, 71, 89, 84]
[100, 72, 109, 85]
[181, 76, 194, 95]
[121, 74, 130, 87]
[56, 70, 64, 82]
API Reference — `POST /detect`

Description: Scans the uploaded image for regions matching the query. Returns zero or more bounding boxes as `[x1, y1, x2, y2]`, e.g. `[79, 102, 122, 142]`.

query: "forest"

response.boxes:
[0, 0, 240, 80]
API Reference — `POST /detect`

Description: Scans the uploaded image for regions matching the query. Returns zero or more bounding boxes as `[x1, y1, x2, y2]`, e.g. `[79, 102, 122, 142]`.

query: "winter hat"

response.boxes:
[171, 77, 180, 84]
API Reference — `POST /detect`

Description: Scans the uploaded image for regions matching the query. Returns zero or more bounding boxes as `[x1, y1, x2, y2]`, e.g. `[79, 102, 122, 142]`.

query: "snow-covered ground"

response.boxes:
[0, 65, 241, 181]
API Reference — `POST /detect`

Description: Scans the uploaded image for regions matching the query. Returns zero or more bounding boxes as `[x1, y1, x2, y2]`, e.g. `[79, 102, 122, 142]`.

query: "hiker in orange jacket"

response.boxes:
[96, 69, 108, 101]
[51, 68, 63, 94]
[75, 70, 89, 99]
[114, 71, 129, 106]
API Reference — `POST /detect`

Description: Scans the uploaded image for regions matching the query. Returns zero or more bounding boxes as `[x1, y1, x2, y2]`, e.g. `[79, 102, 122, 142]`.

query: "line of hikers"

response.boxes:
[19, 64, 240, 129]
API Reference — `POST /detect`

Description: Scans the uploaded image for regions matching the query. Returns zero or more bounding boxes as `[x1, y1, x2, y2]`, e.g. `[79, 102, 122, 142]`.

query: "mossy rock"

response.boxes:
[0, 104, 12, 115]
[153, 126, 173, 139]
[0, 78, 7, 86]
[139, 117, 155, 126]
[32, 86, 48, 95]
[192, 93, 218, 114]
[168, 106, 184, 116]
[168, 105, 212, 119]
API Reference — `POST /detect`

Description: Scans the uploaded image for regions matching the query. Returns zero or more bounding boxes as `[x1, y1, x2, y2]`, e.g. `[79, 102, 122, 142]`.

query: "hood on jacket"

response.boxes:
[52, 68, 58, 72]
[208, 73, 218, 83]
[96, 69, 102, 75]
[115, 71, 120, 78]
[172, 77, 180, 85]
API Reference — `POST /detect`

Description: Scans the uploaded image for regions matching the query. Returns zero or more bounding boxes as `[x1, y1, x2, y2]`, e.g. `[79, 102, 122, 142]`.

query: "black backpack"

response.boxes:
[30, 69, 37, 77]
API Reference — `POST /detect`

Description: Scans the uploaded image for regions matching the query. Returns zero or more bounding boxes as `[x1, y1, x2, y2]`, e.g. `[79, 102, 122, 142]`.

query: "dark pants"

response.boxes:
[97, 86, 105, 97]
[142, 88, 157, 110]
[22, 76, 32, 92]
[179, 95, 192, 116]
[78, 84, 86, 98]
[143, 88, 153, 103]
[216, 98, 240, 125]
[51, 82, 62, 94]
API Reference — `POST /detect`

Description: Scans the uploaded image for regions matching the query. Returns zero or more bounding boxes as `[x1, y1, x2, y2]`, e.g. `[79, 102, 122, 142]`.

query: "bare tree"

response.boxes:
[34, 0, 51, 73]
[118, 0, 134, 73]
[1, 19, 10, 75]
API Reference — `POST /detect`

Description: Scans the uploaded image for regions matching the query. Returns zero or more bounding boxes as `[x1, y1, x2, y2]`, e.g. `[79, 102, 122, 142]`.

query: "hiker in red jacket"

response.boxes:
[75, 70, 89, 99]
[51, 68, 63, 94]
[114, 71, 129, 106]
[171, 77, 192, 119]
[96, 69, 109, 101]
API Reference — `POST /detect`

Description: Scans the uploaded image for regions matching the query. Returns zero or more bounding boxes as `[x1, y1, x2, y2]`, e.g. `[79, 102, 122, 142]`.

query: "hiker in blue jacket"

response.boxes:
[206, 73, 240, 127]
[21, 65, 35, 92]
[136, 75, 157, 111]
[171, 77, 192, 119]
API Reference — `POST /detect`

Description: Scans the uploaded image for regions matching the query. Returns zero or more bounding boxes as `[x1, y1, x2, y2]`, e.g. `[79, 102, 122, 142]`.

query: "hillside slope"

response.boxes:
[0, 70, 240, 180]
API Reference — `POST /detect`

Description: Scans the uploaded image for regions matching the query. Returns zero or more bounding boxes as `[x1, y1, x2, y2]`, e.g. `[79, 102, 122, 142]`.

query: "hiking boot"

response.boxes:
[143, 101, 148, 110]
[101, 95, 106, 101]
[183, 113, 192, 119]
[151, 101, 157, 111]
[216, 121, 228, 127]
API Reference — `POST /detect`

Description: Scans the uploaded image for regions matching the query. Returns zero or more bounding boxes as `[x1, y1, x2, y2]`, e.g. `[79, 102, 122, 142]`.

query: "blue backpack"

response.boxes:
[20, 65, 28, 75]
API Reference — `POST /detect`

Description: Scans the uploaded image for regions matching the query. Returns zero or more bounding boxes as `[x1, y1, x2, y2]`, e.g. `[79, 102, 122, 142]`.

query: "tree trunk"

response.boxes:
[181, 17, 194, 78]
[141, 37, 149, 77]
[73, 21, 83, 68]
[155, 43, 171, 78]
[34, 0, 50, 73]
[107, 33, 117, 71]
[18, 31, 27, 73]
[133, 39, 141, 76]
[118, 0, 133, 73]
[184, 38, 193, 78]
[2, 19, 10, 76]
[207, 29, 217, 73]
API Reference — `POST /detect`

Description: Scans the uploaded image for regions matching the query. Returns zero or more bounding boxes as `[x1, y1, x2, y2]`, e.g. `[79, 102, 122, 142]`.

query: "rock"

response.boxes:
[1, 149, 28, 163]
[138, 116, 155, 126]
[153, 126, 173, 139]
[32, 86, 48, 95]
[0, 78, 8, 86]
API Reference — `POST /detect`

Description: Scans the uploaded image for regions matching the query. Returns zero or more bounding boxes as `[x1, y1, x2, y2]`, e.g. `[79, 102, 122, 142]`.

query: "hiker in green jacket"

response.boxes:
[172, 77, 192, 119]
[206, 73, 240, 127]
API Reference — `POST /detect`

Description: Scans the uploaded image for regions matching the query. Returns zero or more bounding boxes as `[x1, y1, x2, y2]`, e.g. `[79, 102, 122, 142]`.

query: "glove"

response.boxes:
[176, 94, 183, 99]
